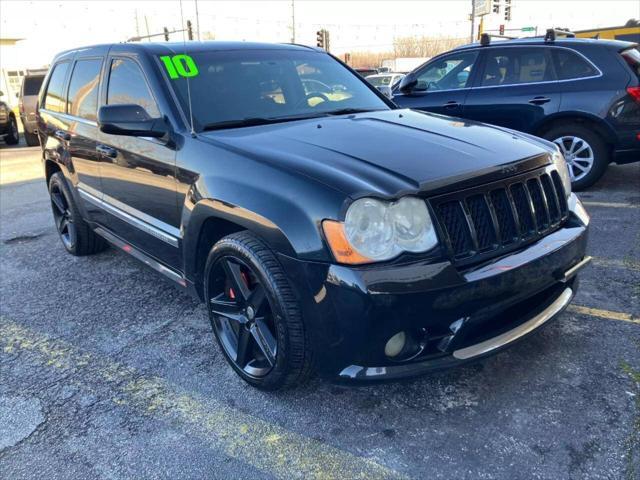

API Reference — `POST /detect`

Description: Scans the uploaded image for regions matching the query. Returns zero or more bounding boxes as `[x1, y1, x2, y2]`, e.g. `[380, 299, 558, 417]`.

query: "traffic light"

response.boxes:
[344, 52, 351, 64]
[187, 20, 193, 40]
[164, 27, 170, 41]
[316, 30, 326, 49]
[499, 24, 505, 35]
[504, 0, 512, 21]
[492, 0, 500, 14]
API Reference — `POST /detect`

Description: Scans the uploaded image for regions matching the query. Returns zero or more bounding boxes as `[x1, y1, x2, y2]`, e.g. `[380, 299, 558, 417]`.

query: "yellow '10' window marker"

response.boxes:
[160, 55, 199, 79]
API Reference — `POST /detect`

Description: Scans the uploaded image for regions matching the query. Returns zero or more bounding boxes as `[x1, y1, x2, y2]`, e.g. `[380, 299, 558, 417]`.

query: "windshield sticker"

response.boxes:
[160, 55, 199, 79]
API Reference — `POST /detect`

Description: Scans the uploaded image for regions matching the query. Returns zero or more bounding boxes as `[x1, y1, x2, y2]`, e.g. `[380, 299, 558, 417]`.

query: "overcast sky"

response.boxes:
[1, 0, 638, 67]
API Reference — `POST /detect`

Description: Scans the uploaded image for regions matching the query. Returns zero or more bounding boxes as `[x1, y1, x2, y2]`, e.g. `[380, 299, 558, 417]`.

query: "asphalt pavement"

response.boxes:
[0, 143, 638, 479]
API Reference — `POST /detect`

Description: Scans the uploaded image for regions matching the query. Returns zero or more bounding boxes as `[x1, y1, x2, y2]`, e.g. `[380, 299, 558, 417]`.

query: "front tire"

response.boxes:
[542, 123, 609, 190]
[48, 172, 107, 256]
[204, 231, 312, 390]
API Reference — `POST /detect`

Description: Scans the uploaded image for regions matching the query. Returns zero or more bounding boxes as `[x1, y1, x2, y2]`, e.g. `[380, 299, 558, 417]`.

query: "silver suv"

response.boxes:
[19, 73, 46, 146]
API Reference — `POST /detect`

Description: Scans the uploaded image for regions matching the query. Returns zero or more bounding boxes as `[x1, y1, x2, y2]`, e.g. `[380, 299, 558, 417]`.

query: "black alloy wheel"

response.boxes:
[204, 231, 312, 390]
[50, 181, 77, 251]
[209, 255, 278, 378]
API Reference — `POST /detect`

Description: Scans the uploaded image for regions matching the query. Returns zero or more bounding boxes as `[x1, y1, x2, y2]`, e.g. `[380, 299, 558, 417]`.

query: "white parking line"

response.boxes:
[581, 201, 638, 209]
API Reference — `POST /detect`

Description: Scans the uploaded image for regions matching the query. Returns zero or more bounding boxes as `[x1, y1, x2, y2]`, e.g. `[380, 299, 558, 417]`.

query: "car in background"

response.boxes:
[0, 91, 19, 146]
[19, 73, 46, 146]
[365, 73, 405, 98]
[393, 32, 640, 189]
[354, 67, 378, 77]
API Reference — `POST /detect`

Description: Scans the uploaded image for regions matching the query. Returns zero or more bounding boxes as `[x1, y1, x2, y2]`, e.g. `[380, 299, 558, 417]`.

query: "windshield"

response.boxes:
[161, 49, 389, 131]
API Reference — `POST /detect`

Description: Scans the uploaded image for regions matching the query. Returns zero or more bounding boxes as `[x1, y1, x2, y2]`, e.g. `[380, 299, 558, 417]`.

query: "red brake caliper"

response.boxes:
[228, 270, 251, 300]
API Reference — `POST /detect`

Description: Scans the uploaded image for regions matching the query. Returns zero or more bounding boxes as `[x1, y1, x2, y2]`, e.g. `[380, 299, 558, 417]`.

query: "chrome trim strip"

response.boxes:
[39, 109, 98, 127]
[94, 227, 186, 286]
[78, 187, 179, 248]
[562, 256, 592, 282]
[453, 287, 573, 360]
[404, 45, 602, 94]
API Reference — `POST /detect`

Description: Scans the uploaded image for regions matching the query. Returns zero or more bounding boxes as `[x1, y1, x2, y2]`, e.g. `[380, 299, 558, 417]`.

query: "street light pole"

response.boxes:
[291, 0, 296, 43]
[194, 0, 201, 40]
[470, 0, 476, 43]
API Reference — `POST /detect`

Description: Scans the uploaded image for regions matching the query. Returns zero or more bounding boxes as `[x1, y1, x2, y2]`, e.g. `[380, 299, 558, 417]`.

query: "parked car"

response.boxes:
[354, 67, 378, 77]
[393, 33, 640, 189]
[365, 73, 405, 98]
[38, 42, 590, 390]
[0, 91, 19, 145]
[19, 73, 46, 146]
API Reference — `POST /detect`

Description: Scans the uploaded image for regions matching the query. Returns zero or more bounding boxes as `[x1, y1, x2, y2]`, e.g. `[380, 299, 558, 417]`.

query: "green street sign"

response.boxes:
[521, 27, 535, 32]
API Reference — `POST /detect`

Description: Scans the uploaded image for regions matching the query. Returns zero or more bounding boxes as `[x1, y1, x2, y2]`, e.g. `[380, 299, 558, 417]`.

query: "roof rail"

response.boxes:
[480, 32, 518, 46]
[544, 28, 576, 42]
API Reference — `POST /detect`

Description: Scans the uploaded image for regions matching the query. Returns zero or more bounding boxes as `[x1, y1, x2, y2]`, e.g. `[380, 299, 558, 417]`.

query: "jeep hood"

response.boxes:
[199, 109, 553, 198]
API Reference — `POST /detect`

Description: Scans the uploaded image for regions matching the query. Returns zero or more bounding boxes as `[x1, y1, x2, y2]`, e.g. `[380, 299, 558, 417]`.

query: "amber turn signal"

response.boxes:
[322, 220, 373, 265]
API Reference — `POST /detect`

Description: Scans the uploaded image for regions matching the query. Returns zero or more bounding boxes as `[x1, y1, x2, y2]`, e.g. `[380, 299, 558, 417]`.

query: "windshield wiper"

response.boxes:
[202, 113, 327, 131]
[322, 108, 385, 116]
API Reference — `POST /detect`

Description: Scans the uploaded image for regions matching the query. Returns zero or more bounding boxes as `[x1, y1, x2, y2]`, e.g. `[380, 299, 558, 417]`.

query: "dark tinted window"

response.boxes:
[107, 58, 160, 117]
[44, 63, 70, 113]
[552, 49, 598, 80]
[164, 50, 388, 130]
[22, 76, 44, 96]
[67, 59, 102, 121]
[481, 48, 554, 86]
[415, 51, 478, 91]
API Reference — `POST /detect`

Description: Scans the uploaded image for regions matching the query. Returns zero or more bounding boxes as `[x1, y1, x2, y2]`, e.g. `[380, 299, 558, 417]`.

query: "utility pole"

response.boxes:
[194, 0, 201, 40]
[291, 0, 296, 43]
[470, 0, 476, 43]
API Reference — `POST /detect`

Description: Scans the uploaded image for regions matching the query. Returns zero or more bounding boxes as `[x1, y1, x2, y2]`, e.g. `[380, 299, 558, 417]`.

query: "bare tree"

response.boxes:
[392, 35, 467, 58]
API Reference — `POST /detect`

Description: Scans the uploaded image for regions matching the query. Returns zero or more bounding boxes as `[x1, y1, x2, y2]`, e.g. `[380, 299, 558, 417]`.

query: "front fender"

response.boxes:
[180, 172, 347, 283]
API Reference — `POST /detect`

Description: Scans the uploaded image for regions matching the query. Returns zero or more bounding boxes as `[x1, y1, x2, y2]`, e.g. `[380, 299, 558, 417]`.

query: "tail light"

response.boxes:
[627, 86, 640, 104]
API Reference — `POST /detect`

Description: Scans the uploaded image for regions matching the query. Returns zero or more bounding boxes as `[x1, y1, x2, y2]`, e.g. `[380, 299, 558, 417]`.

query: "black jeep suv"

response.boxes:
[393, 35, 640, 190]
[38, 42, 590, 390]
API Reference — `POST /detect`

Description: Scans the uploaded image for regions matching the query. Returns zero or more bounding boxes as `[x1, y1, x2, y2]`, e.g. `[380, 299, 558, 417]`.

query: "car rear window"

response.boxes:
[621, 47, 640, 79]
[552, 49, 598, 80]
[23, 76, 44, 96]
[43, 62, 70, 113]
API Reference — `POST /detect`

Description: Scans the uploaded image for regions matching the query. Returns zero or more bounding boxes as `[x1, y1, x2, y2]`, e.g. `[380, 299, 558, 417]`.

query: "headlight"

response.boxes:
[552, 148, 572, 198]
[323, 196, 438, 264]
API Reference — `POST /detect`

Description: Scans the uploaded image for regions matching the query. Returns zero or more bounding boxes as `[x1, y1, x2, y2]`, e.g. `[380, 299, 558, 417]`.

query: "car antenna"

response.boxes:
[179, 0, 197, 137]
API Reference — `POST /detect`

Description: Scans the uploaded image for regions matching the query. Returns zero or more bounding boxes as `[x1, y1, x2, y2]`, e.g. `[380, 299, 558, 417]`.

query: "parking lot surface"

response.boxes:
[1, 144, 639, 479]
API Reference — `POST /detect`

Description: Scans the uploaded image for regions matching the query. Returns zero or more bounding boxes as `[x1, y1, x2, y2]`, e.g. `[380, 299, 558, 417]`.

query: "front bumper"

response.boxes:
[279, 194, 590, 381]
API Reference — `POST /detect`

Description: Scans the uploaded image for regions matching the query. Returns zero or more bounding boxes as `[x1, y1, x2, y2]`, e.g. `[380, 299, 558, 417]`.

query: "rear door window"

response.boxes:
[106, 58, 160, 117]
[621, 47, 640, 79]
[43, 62, 70, 113]
[67, 59, 102, 121]
[480, 47, 555, 87]
[551, 49, 599, 80]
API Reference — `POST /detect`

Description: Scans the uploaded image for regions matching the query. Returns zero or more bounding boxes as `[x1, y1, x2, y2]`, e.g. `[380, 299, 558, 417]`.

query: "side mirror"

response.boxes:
[398, 73, 417, 94]
[98, 104, 167, 138]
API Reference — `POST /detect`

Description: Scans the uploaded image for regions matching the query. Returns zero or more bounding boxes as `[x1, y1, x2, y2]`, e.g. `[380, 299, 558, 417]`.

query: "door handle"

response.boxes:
[528, 96, 551, 105]
[96, 144, 118, 158]
[443, 101, 460, 109]
[54, 130, 71, 141]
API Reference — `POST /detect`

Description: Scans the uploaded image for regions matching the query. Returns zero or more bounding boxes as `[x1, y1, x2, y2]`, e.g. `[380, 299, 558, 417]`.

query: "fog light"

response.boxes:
[384, 331, 407, 358]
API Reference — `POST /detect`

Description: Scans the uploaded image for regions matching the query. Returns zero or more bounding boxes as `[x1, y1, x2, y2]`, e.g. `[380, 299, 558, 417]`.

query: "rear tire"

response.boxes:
[48, 172, 107, 256]
[5, 116, 19, 145]
[542, 123, 609, 190]
[204, 231, 313, 390]
[24, 130, 39, 147]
